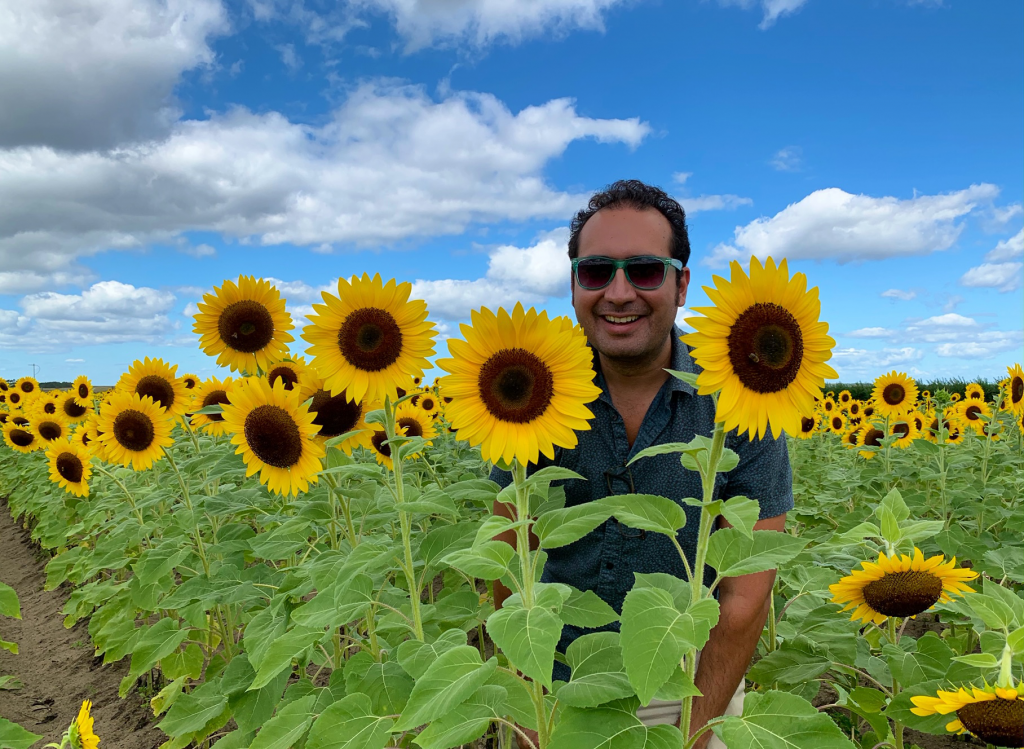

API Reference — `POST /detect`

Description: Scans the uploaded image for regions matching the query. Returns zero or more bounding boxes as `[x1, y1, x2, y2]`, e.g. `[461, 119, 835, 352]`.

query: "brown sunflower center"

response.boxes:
[78, 384, 89, 399]
[113, 410, 155, 452]
[56, 452, 84, 484]
[477, 348, 555, 424]
[882, 383, 906, 406]
[20, 382, 34, 394]
[337, 308, 404, 372]
[38, 421, 62, 441]
[183, 378, 197, 389]
[800, 417, 815, 433]
[892, 422, 910, 439]
[63, 400, 87, 419]
[243, 405, 303, 468]
[268, 366, 300, 390]
[862, 570, 943, 617]
[309, 390, 362, 438]
[218, 300, 276, 354]
[201, 390, 230, 422]
[850, 404, 860, 415]
[956, 697, 1024, 748]
[43, 401, 57, 414]
[964, 404, 981, 421]
[420, 396, 437, 412]
[845, 430, 859, 445]
[10, 429, 33, 447]
[370, 430, 392, 458]
[863, 406, 875, 418]
[397, 417, 423, 438]
[135, 375, 175, 411]
[9, 393, 20, 404]
[0, 413, 7, 424]
[863, 427, 884, 447]
[1012, 377, 1024, 405]
[831, 416, 843, 431]
[726, 303, 804, 394]
[12, 416, 28, 426]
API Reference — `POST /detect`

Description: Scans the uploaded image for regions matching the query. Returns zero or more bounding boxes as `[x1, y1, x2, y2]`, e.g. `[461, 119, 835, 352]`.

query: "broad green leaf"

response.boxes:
[525, 466, 587, 486]
[397, 629, 467, 680]
[964, 590, 1017, 631]
[596, 494, 687, 537]
[413, 686, 506, 749]
[0, 583, 20, 619]
[0, 718, 41, 749]
[121, 618, 189, 696]
[161, 642, 204, 681]
[746, 637, 831, 686]
[560, 587, 619, 628]
[535, 504, 613, 549]
[0, 639, 16, 655]
[351, 660, 414, 714]
[394, 646, 498, 731]
[713, 690, 857, 749]
[716, 448, 740, 474]
[158, 681, 228, 737]
[249, 626, 324, 690]
[292, 574, 373, 629]
[441, 541, 515, 580]
[486, 669, 538, 730]
[249, 695, 316, 749]
[952, 653, 998, 668]
[627, 442, 694, 466]
[230, 666, 290, 735]
[706, 529, 807, 579]
[486, 602, 561, 688]
[983, 578, 1023, 627]
[307, 693, 395, 749]
[720, 496, 759, 539]
[558, 632, 634, 708]
[653, 665, 702, 701]
[420, 523, 477, 569]
[244, 608, 287, 672]
[883, 680, 950, 735]
[549, 697, 684, 749]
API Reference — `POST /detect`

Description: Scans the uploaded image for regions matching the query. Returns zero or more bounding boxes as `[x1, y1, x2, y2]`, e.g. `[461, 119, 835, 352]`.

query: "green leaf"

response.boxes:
[0, 718, 41, 749]
[549, 698, 684, 749]
[306, 693, 395, 749]
[486, 602, 562, 688]
[394, 646, 497, 731]
[627, 442, 694, 466]
[486, 669, 538, 730]
[535, 504, 613, 549]
[653, 665, 702, 701]
[716, 448, 740, 474]
[420, 523, 477, 569]
[249, 626, 324, 690]
[0, 582, 21, 619]
[560, 587, 619, 628]
[964, 590, 1017, 630]
[413, 686, 505, 749]
[249, 695, 316, 749]
[0, 639, 17, 655]
[161, 643, 204, 681]
[746, 636, 832, 686]
[120, 618, 190, 696]
[706, 529, 807, 579]
[952, 653, 998, 669]
[665, 369, 699, 388]
[720, 496, 759, 539]
[350, 660, 414, 714]
[525, 466, 587, 486]
[441, 541, 515, 580]
[714, 690, 857, 749]
[397, 629, 467, 680]
[230, 664, 291, 735]
[596, 494, 687, 537]
[983, 578, 1023, 628]
[558, 632, 634, 708]
[158, 681, 228, 737]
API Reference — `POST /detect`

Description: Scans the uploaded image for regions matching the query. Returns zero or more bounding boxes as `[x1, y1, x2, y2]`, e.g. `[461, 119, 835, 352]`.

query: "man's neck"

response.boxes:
[596, 335, 674, 395]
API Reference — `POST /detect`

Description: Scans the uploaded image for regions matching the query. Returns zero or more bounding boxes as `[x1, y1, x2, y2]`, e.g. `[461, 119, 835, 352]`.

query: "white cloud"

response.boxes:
[678, 194, 753, 215]
[880, 288, 916, 301]
[675, 306, 698, 330]
[0, 0, 228, 150]
[0, 270, 96, 295]
[264, 278, 337, 305]
[770, 146, 802, 172]
[672, 172, 692, 185]
[65, 358, 85, 363]
[831, 346, 925, 377]
[934, 332, 1023, 359]
[706, 184, 999, 267]
[959, 229, 1023, 292]
[841, 312, 1023, 361]
[714, 0, 810, 29]
[177, 242, 216, 258]
[846, 327, 892, 339]
[984, 229, 1023, 263]
[275, 43, 303, 73]
[0, 82, 649, 274]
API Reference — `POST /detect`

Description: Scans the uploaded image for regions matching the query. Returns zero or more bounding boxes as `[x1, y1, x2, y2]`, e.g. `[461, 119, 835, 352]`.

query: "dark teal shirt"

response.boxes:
[490, 328, 794, 674]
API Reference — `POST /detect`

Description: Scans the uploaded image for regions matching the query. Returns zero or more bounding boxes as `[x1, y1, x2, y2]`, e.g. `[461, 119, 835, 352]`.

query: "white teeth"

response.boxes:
[604, 315, 639, 323]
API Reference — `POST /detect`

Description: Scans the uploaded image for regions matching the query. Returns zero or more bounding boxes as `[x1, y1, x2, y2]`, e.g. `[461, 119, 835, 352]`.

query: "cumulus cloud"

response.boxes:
[678, 194, 753, 215]
[881, 288, 916, 301]
[770, 146, 802, 172]
[830, 346, 925, 378]
[706, 184, 1000, 267]
[0, 82, 649, 275]
[842, 312, 1022, 360]
[0, 0, 228, 150]
[960, 229, 1023, 292]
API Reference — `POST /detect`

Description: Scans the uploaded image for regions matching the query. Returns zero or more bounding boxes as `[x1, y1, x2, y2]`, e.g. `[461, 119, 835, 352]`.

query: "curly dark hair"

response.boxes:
[567, 179, 691, 272]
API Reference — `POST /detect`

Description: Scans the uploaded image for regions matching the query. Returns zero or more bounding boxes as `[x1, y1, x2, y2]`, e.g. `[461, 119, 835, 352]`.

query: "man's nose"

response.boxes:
[603, 268, 637, 304]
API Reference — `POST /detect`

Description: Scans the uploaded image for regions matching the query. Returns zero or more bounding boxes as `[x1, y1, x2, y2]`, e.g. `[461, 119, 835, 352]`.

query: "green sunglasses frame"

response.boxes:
[570, 255, 684, 290]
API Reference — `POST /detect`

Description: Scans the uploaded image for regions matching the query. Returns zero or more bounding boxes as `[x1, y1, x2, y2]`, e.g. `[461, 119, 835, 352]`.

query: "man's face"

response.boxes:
[572, 207, 689, 365]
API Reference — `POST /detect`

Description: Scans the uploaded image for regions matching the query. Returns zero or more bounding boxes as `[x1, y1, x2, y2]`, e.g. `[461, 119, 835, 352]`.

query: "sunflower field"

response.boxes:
[0, 260, 1021, 749]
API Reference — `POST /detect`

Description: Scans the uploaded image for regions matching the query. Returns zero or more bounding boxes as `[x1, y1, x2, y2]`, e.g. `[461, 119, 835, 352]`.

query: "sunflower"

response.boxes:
[181, 373, 199, 391]
[0, 380, 7, 393]
[862, 403, 876, 420]
[73, 699, 100, 749]
[822, 396, 837, 414]
[0, 410, 8, 426]
[837, 389, 852, 406]
[855, 424, 885, 459]
[189, 376, 234, 436]
[303, 274, 435, 404]
[393, 401, 437, 450]
[221, 377, 324, 496]
[829, 548, 976, 626]
[847, 400, 862, 418]
[33, 414, 69, 444]
[438, 303, 601, 466]
[45, 438, 92, 497]
[11, 414, 28, 426]
[71, 424, 93, 452]
[796, 413, 819, 439]
[96, 390, 174, 471]
[842, 425, 863, 449]
[303, 375, 371, 454]
[15, 376, 39, 398]
[912, 683, 1023, 747]
[1006, 364, 1024, 415]
[6, 390, 23, 408]
[366, 425, 396, 470]
[72, 376, 93, 407]
[965, 383, 985, 401]
[950, 392, 961, 403]
[118, 357, 189, 417]
[872, 371, 918, 417]
[33, 392, 60, 417]
[3, 422, 40, 453]
[889, 417, 918, 448]
[56, 391, 91, 424]
[683, 257, 837, 439]
[264, 357, 314, 399]
[957, 400, 991, 435]
[412, 375, 423, 387]
[416, 392, 441, 419]
[194, 276, 294, 373]
[826, 412, 846, 434]
[910, 410, 927, 434]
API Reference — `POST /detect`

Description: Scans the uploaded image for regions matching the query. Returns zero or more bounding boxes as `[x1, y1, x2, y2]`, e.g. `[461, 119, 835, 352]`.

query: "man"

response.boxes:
[491, 180, 792, 749]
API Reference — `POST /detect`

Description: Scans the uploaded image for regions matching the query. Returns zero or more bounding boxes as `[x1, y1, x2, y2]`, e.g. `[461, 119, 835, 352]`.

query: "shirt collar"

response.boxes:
[592, 324, 697, 401]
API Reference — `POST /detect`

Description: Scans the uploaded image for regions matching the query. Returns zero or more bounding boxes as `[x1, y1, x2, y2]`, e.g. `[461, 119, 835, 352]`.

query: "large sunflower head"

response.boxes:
[872, 371, 918, 417]
[33, 414, 69, 444]
[118, 357, 189, 417]
[829, 548, 977, 626]
[193, 276, 294, 373]
[796, 413, 820, 439]
[57, 390, 91, 424]
[264, 356, 315, 399]
[957, 399, 991, 435]
[965, 382, 985, 401]
[912, 683, 1024, 748]
[683, 256, 838, 440]
[437, 303, 601, 466]
[3, 422, 41, 453]
[1006, 364, 1024, 416]
[96, 390, 174, 471]
[72, 376, 93, 407]
[46, 438, 92, 497]
[15, 376, 39, 398]
[304, 377, 371, 455]
[303, 274, 436, 404]
[221, 377, 325, 496]
[189, 376, 234, 436]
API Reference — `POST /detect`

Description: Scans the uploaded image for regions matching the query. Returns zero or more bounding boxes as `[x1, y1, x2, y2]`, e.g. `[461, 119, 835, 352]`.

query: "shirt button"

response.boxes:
[605, 562, 614, 570]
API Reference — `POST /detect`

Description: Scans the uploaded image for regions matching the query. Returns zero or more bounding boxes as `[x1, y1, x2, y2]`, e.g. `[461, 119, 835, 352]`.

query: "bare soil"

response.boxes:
[0, 499, 163, 749]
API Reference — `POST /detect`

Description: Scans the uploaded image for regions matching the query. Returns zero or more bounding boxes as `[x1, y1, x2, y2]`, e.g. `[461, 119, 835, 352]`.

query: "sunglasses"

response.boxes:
[571, 255, 683, 291]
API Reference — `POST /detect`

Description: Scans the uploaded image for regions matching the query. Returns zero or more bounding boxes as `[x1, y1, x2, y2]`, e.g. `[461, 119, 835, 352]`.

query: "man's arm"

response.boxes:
[687, 513, 785, 748]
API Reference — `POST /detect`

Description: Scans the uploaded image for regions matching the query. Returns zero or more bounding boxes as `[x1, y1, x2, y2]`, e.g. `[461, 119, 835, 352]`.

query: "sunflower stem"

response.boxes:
[161, 446, 210, 577]
[93, 464, 146, 529]
[886, 616, 905, 749]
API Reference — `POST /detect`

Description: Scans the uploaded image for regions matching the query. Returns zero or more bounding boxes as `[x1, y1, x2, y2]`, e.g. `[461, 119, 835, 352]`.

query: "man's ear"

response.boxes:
[677, 266, 691, 307]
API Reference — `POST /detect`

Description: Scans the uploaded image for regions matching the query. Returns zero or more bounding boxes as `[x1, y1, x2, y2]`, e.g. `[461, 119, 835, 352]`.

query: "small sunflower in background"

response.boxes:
[303, 274, 436, 404]
[97, 391, 174, 471]
[7, 390, 24, 408]
[909, 410, 927, 434]
[393, 401, 436, 450]
[15, 376, 39, 398]
[32, 392, 59, 416]
[856, 423, 885, 459]
[1006, 364, 1024, 415]
[304, 376, 371, 454]
[181, 373, 199, 391]
[3, 422, 41, 453]
[872, 371, 918, 417]
[950, 391, 961, 403]
[56, 390, 91, 424]
[889, 417, 918, 448]
[194, 276, 294, 373]
[837, 389, 852, 406]
[416, 391, 441, 420]
[964, 382, 985, 401]
[45, 438, 92, 497]
[221, 377, 324, 496]
[862, 402, 876, 420]
[0, 410, 8, 426]
[71, 424, 93, 452]
[796, 414, 819, 439]
[189, 376, 234, 436]
[72, 375, 93, 407]
[821, 396, 837, 415]
[118, 357, 190, 418]
[912, 682, 1024, 748]
[264, 357, 314, 399]
[842, 425, 862, 449]
[826, 412, 846, 434]
[33, 413, 69, 444]
[847, 400, 862, 419]
[829, 548, 976, 625]
[366, 425, 396, 470]
[412, 375, 423, 387]
[956, 399, 991, 435]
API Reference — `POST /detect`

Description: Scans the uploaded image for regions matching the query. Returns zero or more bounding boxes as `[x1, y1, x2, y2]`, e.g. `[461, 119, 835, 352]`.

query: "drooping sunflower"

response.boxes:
[72, 376, 93, 407]
[118, 357, 190, 417]
[56, 390, 91, 424]
[15, 376, 39, 398]
[965, 382, 985, 401]
[838, 389, 852, 406]
[45, 438, 92, 497]
[1006, 364, 1024, 416]
[96, 390, 174, 471]
[912, 683, 1024, 747]
[829, 548, 977, 626]
[194, 276, 294, 373]
[889, 417, 918, 448]
[3, 422, 41, 453]
[872, 371, 918, 417]
[796, 413, 819, 439]
[842, 425, 863, 449]
[303, 274, 436, 404]
[264, 357, 314, 399]
[189, 376, 234, 436]
[826, 412, 846, 434]
[855, 424, 885, 459]
[181, 373, 199, 391]
[683, 256, 838, 439]
[304, 379, 372, 455]
[221, 377, 324, 496]
[33, 413, 69, 444]
[438, 303, 602, 466]
[73, 699, 100, 749]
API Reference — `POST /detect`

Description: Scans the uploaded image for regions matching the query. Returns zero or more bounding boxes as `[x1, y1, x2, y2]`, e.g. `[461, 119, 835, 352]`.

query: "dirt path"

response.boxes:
[0, 499, 163, 749]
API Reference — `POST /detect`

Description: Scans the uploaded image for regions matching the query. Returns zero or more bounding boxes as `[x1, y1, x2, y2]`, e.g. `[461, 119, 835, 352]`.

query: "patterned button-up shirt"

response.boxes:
[490, 327, 794, 676]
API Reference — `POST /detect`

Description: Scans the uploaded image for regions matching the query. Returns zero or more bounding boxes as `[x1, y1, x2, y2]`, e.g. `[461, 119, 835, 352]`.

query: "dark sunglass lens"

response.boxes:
[627, 259, 667, 289]
[576, 259, 615, 289]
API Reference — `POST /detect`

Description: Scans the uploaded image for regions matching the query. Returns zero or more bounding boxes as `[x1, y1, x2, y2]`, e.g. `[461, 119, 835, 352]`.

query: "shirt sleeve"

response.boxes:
[722, 431, 794, 519]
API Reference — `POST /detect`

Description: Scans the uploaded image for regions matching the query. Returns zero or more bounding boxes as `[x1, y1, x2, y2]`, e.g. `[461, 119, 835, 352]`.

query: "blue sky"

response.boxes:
[0, 0, 1020, 385]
